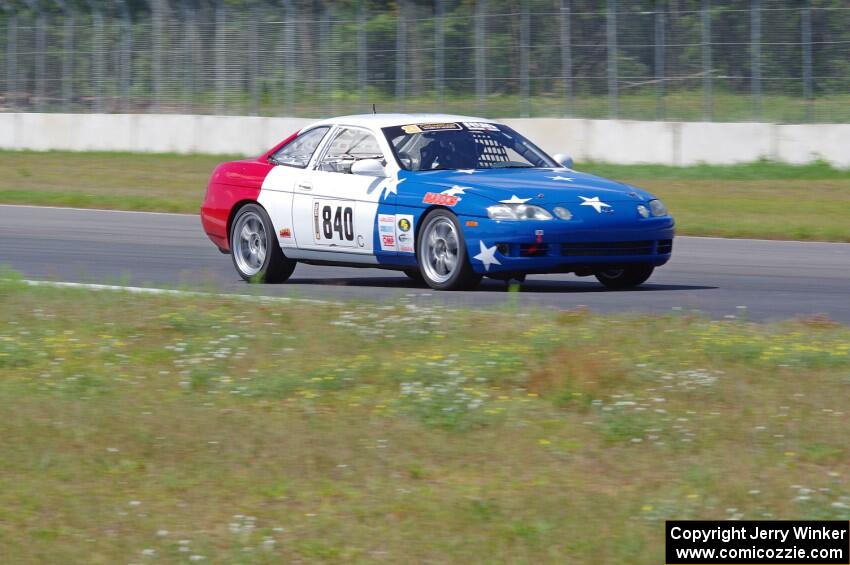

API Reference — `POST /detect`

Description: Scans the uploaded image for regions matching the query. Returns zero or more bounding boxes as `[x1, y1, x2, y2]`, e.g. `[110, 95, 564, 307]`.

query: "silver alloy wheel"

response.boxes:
[233, 211, 267, 277]
[421, 216, 460, 284]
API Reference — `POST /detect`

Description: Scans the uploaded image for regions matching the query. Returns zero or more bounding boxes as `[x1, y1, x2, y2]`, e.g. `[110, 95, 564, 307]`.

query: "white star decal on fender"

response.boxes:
[380, 175, 406, 200]
[499, 195, 531, 204]
[441, 186, 469, 197]
[473, 240, 501, 272]
[548, 175, 575, 182]
[456, 169, 476, 174]
[579, 196, 612, 213]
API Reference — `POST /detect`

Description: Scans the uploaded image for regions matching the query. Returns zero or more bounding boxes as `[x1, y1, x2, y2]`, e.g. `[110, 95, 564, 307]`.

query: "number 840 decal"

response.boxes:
[313, 199, 355, 246]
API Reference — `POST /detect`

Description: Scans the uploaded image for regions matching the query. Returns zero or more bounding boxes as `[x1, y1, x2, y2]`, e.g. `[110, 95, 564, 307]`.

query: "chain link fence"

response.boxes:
[1, 0, 848, 122]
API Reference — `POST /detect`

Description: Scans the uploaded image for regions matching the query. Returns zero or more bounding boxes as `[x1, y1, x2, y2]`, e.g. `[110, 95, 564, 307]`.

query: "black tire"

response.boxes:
[416, 209, 482, 291]
[403, 268, 425, 283]
[594, 265, 654, 289]
[229, 203, 296, 283]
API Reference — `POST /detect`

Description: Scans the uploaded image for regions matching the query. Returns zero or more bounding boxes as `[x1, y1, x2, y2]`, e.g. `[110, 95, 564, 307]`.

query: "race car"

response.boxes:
[200, 114, 674, 291]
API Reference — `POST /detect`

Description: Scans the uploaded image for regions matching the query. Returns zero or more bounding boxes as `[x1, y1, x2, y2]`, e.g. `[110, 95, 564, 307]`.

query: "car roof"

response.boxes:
[305, 113, 495, 130]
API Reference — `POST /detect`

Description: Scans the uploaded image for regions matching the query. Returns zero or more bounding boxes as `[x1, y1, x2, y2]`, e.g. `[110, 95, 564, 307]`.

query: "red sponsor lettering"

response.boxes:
[423, 192, 460, 206]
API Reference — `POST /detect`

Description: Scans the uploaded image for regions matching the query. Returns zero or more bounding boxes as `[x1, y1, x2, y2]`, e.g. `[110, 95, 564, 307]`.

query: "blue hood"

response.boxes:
[405, 167, 656, 204]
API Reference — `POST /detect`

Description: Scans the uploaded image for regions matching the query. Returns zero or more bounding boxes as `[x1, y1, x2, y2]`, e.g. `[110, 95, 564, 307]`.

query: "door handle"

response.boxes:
[297, 182, 312, 191]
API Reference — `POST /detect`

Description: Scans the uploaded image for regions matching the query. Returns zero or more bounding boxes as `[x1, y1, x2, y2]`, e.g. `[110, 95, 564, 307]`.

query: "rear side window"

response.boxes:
[270, 127, 329, 168]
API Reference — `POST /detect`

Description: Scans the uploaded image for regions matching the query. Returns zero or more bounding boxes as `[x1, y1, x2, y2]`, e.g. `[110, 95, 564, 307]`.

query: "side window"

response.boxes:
[317, 128, 384, 174]
[270, 127, 329, 168]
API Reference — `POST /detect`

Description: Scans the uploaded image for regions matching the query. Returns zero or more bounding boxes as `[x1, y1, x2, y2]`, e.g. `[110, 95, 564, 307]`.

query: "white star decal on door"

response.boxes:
[548, 175, 575, 182]
[441, 186, 469, 197]
[473, 240, 501, 272]
[380, 175, 406, 200]
[579, 196, 612, 213]
[499, 195, 531, 204]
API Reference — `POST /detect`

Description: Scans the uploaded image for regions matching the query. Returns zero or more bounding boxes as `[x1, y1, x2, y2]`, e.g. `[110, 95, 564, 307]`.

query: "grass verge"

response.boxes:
[2, 279, 849, 562]
[0, 150, 849, 241]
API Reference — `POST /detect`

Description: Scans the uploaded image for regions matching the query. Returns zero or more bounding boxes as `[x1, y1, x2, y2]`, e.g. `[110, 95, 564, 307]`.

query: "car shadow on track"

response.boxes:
[284, 276, 717, 293]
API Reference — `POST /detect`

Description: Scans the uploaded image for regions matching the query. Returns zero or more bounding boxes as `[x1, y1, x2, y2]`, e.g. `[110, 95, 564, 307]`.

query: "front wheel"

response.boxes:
[416, 210, 481, 291]
[230, 203, 296, 283]
[594, 265, 654, 289]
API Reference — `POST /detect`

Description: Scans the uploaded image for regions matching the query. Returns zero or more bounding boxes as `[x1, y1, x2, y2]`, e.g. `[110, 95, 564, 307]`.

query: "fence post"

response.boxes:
[519, 0, 529, 117]
[357, 2, 367, 108]
[120, 0, 132, 113]
[283, 0, 294, 117]
[654, 0, 665, 120]
[434, 0, 444, 111]
[396, 1, 406, 111]
[607, 0, 617, 119]
[559, 0, 572, 117]
[751, 0, 761, 119]
[320, 7, 331, 115]
[801, 0, 813, 122]
[474, 0, 486, 115]
[4, 8, 16, 111]
[701, 0, 712, 121]
[56, 0, 73, 112]
[24, 0, 46, 112]
[182, 3, 195, 115]
[214, 0, 225, 114]
[249, 5, 259, 116]
[152, 0, 164, 113]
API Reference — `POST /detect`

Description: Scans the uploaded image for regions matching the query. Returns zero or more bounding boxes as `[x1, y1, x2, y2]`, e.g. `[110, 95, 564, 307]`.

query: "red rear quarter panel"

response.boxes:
[200, 130, 299, 251]
[200, 159, 273, 251]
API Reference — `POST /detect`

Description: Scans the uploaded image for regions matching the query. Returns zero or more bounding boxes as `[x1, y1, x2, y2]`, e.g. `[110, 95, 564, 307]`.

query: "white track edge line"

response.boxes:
[0, 204, 195, 217]
[19, 279, 341, 306]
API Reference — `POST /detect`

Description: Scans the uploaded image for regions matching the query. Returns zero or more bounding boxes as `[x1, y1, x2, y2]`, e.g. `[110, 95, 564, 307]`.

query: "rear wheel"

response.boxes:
[594, 265, 654, 289]
[417, 210, 481, 291]
[230, 203, 296, 283]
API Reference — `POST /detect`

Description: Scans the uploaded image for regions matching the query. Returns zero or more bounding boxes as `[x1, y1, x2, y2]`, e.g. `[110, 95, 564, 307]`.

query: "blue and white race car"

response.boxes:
[201, 114, 674, 290]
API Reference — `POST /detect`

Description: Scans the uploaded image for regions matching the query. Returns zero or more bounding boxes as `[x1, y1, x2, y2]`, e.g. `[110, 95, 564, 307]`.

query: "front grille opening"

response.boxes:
[561, 240, 654, 257]
[657, 239, 673, 254]
[519, 243, 549, 257]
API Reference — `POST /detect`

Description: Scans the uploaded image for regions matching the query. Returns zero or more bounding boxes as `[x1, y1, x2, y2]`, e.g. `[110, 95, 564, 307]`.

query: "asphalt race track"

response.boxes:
[2, 204, 849, 322]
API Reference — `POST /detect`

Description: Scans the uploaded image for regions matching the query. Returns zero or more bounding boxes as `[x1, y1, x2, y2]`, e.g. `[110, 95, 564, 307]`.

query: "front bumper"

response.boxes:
[461, 215, 675, 275]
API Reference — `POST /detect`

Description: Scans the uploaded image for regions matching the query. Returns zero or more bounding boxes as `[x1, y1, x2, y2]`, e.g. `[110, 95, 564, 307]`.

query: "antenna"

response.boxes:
[372, 103, 376, 114]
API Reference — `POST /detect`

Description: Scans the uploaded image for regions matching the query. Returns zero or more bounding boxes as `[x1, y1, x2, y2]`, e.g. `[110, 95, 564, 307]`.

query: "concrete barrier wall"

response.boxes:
[1, 113, 848, 167]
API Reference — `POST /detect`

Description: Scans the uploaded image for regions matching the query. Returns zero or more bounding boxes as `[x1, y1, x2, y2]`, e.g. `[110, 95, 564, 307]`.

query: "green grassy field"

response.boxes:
[1, 278, 849, 562]
[0, 150, 849, 241]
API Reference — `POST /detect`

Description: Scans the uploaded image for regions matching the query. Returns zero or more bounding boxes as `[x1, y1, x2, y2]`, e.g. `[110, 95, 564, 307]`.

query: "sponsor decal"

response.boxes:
[535, 229, 544, 244]
[463, 121, 499, 131]
[395, 214, 415, 253]
[378, 214, 397, 251]
[279, 228, 292, 238]
[402, 122, 461, 134]
[313, 201, 321, 239]
[423, 192, 460, 206]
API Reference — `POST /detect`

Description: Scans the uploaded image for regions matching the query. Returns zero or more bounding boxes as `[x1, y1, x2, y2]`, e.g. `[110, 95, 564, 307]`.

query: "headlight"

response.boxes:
[487, 203, 553, 220]
[648, 199, 668, 217]
[553, 206, 573, 220]
[636, 204, 650, 218]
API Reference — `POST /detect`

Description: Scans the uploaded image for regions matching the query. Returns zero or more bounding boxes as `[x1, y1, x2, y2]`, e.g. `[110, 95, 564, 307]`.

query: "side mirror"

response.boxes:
[351, 159, 387, 177]
[552, 153, 574, 169]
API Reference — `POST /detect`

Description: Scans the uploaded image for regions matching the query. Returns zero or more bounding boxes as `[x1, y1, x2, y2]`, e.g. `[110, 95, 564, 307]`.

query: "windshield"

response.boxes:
[382, 122, 557, 172]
